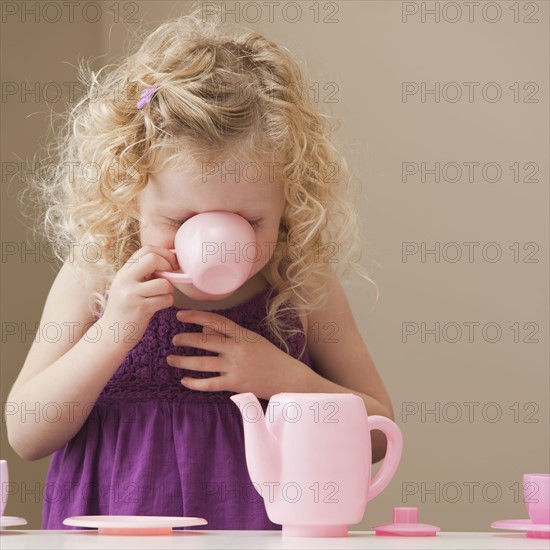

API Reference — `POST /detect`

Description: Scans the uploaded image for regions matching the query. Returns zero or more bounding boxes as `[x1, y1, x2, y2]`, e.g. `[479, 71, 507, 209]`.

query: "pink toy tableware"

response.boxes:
[63, 515, 208, 535]
[491, 519, 550, 539]
[371, 507, 440, 536]
[0, 459, 28, 529]
[491, 473, 550, 539]
[524, 474, 550, 525]
[230, 393, 403, 537]
[0, 516, 28, 529]
[0, 460, 7, 517]
[154, 211, 256, 295]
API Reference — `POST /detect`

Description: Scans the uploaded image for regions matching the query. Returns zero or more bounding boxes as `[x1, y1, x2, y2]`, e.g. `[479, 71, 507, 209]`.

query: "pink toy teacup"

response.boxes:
[154, 211, 256, 295]
[525, 474, 550, 525]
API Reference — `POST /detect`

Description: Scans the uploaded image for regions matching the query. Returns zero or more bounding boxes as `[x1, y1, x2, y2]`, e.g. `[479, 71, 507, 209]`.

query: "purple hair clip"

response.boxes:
[136, 84, 159, 109]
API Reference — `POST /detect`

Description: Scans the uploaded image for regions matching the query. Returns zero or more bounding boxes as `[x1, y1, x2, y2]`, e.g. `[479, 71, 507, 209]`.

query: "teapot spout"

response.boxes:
[230, 393, 280, 491]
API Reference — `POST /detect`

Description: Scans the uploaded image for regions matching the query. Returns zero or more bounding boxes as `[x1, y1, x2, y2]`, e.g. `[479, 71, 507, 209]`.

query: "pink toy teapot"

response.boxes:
[230, 392, 403, 537]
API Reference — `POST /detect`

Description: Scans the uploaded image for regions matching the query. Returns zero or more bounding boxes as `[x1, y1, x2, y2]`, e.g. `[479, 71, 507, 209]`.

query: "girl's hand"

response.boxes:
[168, 309, 308, 400]
[101, 245, 179, 348]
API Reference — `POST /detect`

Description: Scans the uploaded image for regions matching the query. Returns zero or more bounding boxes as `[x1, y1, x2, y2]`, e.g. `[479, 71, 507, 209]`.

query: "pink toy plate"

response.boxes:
[63, 515, 208, 535]
[491, 519, 550, 539]
[0, 516, 28, 529]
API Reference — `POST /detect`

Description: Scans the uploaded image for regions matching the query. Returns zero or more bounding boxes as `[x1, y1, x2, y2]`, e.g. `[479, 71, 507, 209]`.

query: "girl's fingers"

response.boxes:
[139, 277, 174, 297]
[172, 330, 229, 353]
[127, 246, 179, 277]
[166, 354, 221, 372]
[180, 374, 225, 392]
[177, 309, 249, 339]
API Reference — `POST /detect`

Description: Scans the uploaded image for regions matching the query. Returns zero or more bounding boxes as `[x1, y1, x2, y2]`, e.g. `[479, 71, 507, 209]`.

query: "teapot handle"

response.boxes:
[366, 415, 403, 501]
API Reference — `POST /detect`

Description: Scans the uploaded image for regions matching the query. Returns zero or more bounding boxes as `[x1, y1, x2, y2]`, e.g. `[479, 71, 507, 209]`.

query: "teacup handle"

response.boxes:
[366, 415, 403, 501]
[153, 249, 193, 284]
[154, 271, 193, 283]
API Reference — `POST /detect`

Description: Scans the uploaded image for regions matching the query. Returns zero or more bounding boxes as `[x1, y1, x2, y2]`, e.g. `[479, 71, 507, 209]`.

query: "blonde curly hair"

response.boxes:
[19, 3, 377, 356]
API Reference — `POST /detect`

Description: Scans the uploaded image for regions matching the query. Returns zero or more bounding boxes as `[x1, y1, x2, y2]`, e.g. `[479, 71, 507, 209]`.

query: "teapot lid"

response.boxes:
[371, 507, 440, 537]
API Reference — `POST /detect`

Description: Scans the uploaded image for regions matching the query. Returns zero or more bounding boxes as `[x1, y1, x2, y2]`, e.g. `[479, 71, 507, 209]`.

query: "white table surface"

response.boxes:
[0, 530, 549, 549]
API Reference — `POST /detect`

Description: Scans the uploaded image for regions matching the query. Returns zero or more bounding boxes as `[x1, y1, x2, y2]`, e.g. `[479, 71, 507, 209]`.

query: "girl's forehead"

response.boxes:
[145, 162, 285, 212]
[150, 158, 283, 190]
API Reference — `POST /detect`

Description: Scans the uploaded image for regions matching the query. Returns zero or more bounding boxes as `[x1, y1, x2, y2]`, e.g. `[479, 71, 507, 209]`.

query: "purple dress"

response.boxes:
[42, 287, 312, 530]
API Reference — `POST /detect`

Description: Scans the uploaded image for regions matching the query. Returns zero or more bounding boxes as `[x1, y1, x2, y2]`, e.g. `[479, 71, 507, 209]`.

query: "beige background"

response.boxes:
[1, 0, 548, 532]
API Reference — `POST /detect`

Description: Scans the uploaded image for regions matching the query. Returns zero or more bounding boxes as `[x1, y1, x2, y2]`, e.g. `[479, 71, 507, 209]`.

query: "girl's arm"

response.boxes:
[291, 266, 395, 463]
[5, 260, 136, 461]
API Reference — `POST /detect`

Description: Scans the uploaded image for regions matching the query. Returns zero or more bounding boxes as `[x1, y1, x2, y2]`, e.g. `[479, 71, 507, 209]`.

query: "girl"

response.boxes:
[7, 5, 394, 530]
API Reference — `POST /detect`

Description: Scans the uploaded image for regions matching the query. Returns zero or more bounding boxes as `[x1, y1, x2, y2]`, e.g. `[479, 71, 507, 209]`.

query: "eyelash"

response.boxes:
[167, 218, 262, 228]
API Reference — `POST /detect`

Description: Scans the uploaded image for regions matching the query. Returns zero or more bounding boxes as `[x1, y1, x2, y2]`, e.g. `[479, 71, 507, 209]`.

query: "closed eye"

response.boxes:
[166, 218, 186, 227]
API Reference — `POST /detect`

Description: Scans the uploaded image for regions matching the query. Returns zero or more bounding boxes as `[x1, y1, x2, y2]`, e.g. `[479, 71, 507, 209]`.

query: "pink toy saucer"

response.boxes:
[62, 515, 208, 535]
[491, 519, 550, 539]
[0, 516, 28, 529]
[371, 507, 440, 537]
